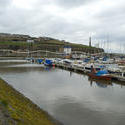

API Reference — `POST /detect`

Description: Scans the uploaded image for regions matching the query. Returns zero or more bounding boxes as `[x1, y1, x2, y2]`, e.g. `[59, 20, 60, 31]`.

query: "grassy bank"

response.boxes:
[0, 39, 104, 53]
[0, 78, 61, 125]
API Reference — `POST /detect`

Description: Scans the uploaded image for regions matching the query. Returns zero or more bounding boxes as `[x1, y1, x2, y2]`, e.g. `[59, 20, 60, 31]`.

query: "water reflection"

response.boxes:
[88, 78, 112, 88]
[0, 61, 125, 125]
[70, 71, 72, 77]
[44, 66, 56, 71]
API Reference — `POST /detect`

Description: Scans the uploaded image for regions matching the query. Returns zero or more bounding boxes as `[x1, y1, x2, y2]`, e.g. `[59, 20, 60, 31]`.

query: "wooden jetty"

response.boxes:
[55, 63, 90, 74]
[111, 74, 125, 82]
[55, 63, 125, 83]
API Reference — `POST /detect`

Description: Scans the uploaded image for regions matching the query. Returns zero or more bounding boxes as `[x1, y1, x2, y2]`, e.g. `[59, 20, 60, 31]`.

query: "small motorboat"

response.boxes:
[89, 66, 112, 80]
[37, 58, 43, 64]
[85, 63, 105, 72]
[44, 59, 53, 66]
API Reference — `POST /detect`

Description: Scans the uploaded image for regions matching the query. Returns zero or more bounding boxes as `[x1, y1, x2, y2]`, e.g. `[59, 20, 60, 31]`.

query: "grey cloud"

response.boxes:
[55, 0, 98, 8]
[0, 0, 125, 52]
[92, 3, 125, 44]
[96, 4, 125, 22]
[0, 0, 12, 14]
[36, 0, 99, 8]
[0, 0, 11, 7]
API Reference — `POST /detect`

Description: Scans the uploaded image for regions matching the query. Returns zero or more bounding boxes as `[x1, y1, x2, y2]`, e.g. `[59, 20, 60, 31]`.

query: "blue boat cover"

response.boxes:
[103, 56, 108, 61]
[37, 59, 43, 63]
[45, 59, 53, 65]
[96, 70, 108, 76]
[84, 58, 90, 62]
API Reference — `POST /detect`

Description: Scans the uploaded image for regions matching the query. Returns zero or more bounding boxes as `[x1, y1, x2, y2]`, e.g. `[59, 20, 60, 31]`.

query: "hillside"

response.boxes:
[0, 33, 104, 53]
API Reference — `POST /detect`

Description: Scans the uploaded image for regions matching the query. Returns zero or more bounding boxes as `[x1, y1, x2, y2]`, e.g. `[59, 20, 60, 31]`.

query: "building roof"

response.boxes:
[64, 46, 71, 48]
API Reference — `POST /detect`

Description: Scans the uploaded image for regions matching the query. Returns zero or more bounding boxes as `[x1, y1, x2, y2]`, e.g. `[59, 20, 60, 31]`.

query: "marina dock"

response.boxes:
[54, 62, 125, 83]
[25, 57, 125, 83]
[111, 74, 125, 82]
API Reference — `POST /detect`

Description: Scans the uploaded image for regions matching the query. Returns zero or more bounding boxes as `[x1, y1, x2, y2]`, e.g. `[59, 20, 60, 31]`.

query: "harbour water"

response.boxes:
[0, 60, 125, 125]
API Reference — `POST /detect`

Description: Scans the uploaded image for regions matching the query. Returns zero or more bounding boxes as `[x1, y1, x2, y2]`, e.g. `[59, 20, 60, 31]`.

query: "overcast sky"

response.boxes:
[0, 0, 125, 52]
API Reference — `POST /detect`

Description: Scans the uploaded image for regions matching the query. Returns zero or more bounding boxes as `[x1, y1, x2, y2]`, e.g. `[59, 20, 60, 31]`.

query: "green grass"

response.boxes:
[0, 40, 103, 53]
[0, 100, 8, 107]
[0, 78, 58, 125]
[0, 41, 28, 46]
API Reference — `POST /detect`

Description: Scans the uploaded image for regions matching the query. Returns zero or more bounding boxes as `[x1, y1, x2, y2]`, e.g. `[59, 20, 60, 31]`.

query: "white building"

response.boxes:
[64, 46, 72, 54]
[27, 40, 34, 43]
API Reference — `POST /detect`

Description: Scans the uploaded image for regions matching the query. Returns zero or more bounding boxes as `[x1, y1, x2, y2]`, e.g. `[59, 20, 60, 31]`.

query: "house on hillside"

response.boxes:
[64, 46, 72, 54]
[27, 40, 34, 43]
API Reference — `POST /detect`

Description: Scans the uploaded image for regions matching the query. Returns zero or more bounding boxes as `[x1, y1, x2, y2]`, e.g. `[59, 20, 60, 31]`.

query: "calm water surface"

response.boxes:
[0, 60, 125, 125]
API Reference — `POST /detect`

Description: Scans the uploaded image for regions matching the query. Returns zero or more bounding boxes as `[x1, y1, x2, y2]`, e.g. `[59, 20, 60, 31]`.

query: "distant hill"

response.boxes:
[0, 33, 104, 53]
